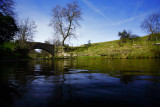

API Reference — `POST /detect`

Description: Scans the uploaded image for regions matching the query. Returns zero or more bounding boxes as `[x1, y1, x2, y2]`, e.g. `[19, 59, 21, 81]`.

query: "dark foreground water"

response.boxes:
[0, 59, 160, 107]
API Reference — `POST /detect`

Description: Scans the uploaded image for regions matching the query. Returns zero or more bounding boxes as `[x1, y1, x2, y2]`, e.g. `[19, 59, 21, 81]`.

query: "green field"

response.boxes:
[69, 34, 160, 59]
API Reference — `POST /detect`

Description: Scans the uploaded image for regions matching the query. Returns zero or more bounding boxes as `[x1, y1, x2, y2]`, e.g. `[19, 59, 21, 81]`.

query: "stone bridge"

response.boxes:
[27, 42, 55, 56]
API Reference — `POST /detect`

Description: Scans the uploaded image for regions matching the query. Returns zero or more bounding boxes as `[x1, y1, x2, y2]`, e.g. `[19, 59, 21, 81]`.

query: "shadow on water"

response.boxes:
[0, 59, 160, 107]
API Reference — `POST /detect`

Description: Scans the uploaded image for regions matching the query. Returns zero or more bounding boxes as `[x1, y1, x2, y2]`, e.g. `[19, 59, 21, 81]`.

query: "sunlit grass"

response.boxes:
[69, 34, 160, 59]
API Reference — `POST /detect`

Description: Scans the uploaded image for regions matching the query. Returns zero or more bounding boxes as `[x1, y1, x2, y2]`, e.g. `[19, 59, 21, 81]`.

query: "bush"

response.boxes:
[0, 42, 29, 59]
[2, 42, 18, 51]
[150, 45, 160, 58]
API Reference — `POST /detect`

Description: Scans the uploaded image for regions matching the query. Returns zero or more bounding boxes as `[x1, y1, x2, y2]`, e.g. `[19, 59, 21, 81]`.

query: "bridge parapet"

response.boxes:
[27, 42, 55, 56]
[26, 42, 77, 58]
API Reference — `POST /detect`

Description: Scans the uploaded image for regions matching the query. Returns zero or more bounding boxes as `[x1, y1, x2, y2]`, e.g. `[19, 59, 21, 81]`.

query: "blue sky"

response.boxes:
[14, 0, 160, 46]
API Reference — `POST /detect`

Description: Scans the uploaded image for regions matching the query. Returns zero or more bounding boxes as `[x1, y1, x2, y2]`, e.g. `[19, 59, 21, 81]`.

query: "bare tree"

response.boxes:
[49, 2, 82, 46]
[15, 18, 37, 43]
[141, 13, 160, 40]
[45, 37, 62, 46]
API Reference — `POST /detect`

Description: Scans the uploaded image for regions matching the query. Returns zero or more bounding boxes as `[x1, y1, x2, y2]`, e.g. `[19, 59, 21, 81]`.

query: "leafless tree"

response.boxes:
[141, 13, 160, 40]
[49, 2, 82, 46]
[15, 18, 37, 43]
[45, 37, 61, 46]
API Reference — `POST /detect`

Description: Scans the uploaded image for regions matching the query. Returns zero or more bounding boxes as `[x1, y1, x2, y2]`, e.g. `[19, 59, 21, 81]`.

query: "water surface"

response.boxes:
[0, 59, 160, 107]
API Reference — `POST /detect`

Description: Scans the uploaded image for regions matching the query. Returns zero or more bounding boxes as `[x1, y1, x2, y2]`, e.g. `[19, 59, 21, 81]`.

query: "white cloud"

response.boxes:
[82, 0, 109, 20]
[132, 0, 144, 16]
[110, 12, 153, 26]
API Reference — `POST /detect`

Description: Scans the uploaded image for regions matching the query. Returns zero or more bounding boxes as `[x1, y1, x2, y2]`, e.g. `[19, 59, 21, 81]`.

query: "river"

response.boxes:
[0, 59, 160, 107]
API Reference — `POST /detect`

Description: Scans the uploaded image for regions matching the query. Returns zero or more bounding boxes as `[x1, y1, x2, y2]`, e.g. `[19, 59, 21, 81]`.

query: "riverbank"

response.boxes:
[1, 34, 160, 60]
[69, 35, 160, 59]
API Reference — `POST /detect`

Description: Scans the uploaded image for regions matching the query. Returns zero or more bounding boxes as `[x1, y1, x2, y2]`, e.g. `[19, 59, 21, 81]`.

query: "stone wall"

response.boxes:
[54, 46, 77, 59]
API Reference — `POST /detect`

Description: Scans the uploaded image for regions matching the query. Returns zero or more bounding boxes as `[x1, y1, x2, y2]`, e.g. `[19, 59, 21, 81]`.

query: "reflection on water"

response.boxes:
[0, 59, 160, 107]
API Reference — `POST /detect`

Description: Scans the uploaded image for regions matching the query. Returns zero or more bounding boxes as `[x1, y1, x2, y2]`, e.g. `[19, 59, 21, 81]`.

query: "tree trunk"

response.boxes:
[62, 37, 67, 46]
[62, 39, 65, 46]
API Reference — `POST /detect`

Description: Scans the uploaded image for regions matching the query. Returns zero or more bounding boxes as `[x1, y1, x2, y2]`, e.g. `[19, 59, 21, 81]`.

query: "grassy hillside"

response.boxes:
[69, 34, 160, 59]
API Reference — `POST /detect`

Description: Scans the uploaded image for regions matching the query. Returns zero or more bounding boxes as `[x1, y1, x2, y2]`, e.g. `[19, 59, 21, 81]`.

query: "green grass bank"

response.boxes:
[69, 35, 160, 59]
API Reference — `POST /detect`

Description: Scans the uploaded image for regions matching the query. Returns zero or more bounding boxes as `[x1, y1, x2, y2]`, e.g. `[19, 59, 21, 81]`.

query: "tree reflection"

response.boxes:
[119, 74, 134, 84]
[0, 59, 160, 107]
[0, 61, 28, 107]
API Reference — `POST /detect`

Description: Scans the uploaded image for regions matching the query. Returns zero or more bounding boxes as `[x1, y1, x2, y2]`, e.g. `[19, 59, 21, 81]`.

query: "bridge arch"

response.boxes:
[27, 42, 55, 57]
